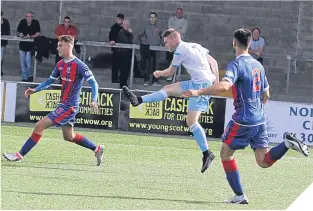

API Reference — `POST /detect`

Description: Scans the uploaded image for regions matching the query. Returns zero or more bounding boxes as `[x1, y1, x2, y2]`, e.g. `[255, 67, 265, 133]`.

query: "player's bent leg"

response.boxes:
[186, 110, 215, 173]
[252, 125, 299, 167]
[256, 133, 309, 168]
[254, 147, 271, 168]
[221, 143, 248, 204]
[3, 116, 53, 162]
[122, 83, 183, 107]
[62, 125, 105, 166]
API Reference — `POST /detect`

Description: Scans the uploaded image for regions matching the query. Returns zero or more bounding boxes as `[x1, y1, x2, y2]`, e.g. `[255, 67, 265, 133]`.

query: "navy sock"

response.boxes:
[19, 132, 42, 156]
[264, 141, 289, 166]
[222, 159, 244, 196]
[73, 133, 98, 152]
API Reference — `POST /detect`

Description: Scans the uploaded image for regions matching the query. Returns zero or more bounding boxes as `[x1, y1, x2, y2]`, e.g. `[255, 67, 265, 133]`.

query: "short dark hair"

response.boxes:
[64, 16, 70, 20]
[252, 27, 260, 34]
[177, 8, 183, 11]
[150, 12, 157, 17]
[116, 13, 124, 19]
[233, 28, 252, 49]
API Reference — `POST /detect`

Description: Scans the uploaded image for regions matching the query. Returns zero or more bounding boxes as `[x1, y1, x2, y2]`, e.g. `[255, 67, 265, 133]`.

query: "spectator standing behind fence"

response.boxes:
[1, 11, 10, 76]
[16, 11, 40, 82]
[139, 12, 163, 87]
[249, 27, 265, 64]
[116, 20, 133, 89]
[55, 16, 78, 64]
[109, 13, 124, 84]
[167, 8, 188, 80]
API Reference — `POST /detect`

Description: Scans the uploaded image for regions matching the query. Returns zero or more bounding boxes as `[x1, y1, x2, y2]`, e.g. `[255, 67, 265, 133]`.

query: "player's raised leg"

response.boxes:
[221, 143, 248, 204]
[186, 110, 215, 173]
[254, 131, 309, 168]
[3, 116, 54, 161]
[62, 125, 105, 166]
[122, 82, 184, 107]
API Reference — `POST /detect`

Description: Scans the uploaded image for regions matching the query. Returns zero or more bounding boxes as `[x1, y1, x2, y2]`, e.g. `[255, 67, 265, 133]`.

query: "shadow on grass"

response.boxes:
[3, 190, 225, 205]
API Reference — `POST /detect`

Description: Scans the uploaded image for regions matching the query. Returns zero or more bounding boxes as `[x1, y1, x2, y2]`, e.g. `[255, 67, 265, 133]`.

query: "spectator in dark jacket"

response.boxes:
[1, 11, 10, 75]
[109, 13, 124, 83]
[16, 11, 41, 82]
[116, 19, 133, 88]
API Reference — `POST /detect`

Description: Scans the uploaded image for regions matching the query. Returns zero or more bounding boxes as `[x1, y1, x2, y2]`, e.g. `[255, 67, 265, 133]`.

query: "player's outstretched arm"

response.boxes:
[182, 80, 232, 98]
[153, 65, 177, 78]
[25, 77, 56, 98]
[87, 77, 99, 112]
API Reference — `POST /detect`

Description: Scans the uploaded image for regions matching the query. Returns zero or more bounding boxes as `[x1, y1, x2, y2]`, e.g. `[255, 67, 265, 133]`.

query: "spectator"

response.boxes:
[138, 12, 163, 86]
[167, 8, 188, 80]
[109, 13, 124, 83]
[1, 11, 10, 76]
[249, 27, 265, 64]
[55, 16, 78, 64]
[16, 11, 40, 82]
[168, 8, 188, 39]
[116, 19, 133, 88]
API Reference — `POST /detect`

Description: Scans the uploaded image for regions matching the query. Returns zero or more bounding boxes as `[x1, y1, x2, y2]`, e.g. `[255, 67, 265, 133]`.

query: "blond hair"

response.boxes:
[58, 35, 74, 45]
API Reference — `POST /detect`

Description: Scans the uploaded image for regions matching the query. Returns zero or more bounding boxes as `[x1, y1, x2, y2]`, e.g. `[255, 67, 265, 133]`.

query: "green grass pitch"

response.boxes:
[1, 125, 312, 210]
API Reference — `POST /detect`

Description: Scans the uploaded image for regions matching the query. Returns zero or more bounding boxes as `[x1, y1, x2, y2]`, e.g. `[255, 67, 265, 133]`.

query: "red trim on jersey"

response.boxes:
[60, 62, 68, 85]
[31, 132, 42, 143]
[56, 60, 63, 69]
[222, 159, 238, 173]
[62, 62, 77, 103]
[55, 107, 74, 123]
[232, 85, 239, 119]
[264, 152, 276, 167]
[224, 122, 240, 145]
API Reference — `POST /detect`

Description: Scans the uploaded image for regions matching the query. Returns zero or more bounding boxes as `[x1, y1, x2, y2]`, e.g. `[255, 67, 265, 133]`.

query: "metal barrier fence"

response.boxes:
[286, 55, 313, 102]
[2, 35, 312, 102]
[0, 35, 182, 88]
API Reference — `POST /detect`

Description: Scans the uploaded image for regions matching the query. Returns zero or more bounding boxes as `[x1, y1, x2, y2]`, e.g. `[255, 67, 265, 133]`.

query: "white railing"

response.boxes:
[1, 35, 182, 88]
[286, 55, 313, 101]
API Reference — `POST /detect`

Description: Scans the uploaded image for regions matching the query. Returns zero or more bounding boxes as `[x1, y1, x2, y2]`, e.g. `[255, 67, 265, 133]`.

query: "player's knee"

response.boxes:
[161, 85, 171, 94]
[186, 116, 197, 127]
[33, 122, 44, 134]
[220, 150, 230, 161]
[256, 159, 270, 168]
[220, 144, 233, 161]
[186, 119, 195, 127]
[220, 152, 232, 161]
[63, 134, 74, 142]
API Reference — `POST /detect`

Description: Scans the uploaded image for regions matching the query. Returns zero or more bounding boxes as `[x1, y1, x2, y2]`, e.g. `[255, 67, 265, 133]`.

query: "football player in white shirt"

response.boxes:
[122, 29, 219, 173]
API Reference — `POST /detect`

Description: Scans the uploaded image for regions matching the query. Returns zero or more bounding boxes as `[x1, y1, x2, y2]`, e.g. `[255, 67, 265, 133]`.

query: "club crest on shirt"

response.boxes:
[84, 70, 92, 77]
[55, 107, 64, 114]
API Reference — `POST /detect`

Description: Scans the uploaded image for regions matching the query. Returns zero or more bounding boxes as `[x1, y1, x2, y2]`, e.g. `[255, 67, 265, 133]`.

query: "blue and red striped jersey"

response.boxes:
[50, 57, 94, 107]
[223, 54, 269, 126]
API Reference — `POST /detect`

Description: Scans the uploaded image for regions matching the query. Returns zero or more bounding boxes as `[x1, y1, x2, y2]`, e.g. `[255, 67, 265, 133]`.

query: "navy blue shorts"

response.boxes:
[221, 120, 269, 150]
[47, 104, 78, 127]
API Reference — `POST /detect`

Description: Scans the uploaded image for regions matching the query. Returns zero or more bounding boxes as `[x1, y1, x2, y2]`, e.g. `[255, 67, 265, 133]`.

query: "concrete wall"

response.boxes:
[1, 0, 312, 74]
